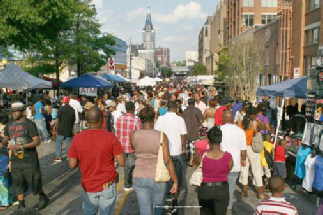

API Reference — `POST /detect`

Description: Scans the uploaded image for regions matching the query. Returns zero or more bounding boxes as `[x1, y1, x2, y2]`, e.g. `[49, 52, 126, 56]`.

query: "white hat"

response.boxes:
[11, 102, 25, 111]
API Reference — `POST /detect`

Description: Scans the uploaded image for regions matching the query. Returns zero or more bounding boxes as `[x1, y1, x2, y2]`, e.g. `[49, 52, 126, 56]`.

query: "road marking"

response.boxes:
[114, 190, 130, 215]
[117, 177, 124, 193]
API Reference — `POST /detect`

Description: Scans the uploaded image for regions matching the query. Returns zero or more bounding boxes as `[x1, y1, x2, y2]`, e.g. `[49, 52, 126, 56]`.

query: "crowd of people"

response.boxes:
[0, 83, 304, 214]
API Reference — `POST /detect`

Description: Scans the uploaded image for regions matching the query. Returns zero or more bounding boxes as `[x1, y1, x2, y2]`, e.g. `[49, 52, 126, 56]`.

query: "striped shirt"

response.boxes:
[115, 113, 141, 153]
[255, 197, 298, 215]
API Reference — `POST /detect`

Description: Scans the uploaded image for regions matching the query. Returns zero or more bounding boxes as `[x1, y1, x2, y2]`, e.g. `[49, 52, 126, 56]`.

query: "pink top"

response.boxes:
[195, 140, 209, 152]
[201, 151, 232, 183]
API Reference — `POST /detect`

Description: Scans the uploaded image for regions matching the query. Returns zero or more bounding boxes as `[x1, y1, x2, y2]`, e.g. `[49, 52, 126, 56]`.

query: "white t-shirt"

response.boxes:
[302, 155, 317, 192]
[116, 103, 126, 114]
[155, 112, 187, 156]
[69, 99, 83, 123]
[234, 111, 245, 123]
[112, 110, 123, 129]
[220, 123, 247, 172]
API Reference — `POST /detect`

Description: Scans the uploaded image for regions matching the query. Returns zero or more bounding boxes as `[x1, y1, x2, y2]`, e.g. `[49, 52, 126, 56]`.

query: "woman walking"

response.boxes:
[130, 106, 178, 215]
[194, 126, 233, 215]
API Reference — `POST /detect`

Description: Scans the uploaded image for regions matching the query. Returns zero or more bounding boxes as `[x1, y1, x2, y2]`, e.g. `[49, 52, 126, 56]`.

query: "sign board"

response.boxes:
[108, 58, 115, 71]
[294, 68, 300, 78]
[79, 88, 97, 97]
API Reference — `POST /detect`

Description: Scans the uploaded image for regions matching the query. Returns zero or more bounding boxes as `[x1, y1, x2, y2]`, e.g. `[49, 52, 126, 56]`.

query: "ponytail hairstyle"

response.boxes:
[242, 107, 256, 130]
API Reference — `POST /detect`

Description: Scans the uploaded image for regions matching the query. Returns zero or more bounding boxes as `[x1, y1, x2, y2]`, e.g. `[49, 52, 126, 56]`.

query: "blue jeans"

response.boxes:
[34, 118, 48, 140]
[133, 178, 166, 215]
[167, 155, 183, 197]
[124, 153, 136, 188]
[55, 135, 73, 158]
[227, 172, 239, 209]
[82, 183, 117, 215]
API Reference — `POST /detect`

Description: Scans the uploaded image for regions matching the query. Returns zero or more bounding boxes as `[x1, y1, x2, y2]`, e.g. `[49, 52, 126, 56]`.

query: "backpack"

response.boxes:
[264, 148, 273, 168]
[252, 132, 264, 153]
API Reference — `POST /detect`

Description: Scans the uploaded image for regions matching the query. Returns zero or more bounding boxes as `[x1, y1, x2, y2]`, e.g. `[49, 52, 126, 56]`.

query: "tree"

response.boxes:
[0, 0, 77, 50]
[68, 1, 115, 76]
[161, 67, 172, 78]
[192, 64, 208, 76]
[216, 32, 265, 100]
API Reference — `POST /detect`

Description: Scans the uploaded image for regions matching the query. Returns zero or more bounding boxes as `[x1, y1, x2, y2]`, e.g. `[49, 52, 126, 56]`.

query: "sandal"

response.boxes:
[0, 206, 8, 211]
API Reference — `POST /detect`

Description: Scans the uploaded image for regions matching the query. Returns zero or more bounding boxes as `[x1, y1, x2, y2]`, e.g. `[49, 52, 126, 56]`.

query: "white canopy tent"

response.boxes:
[154, 77, 163, 82]
[137, 76, 156, 86]
[0, 63, 52, 90]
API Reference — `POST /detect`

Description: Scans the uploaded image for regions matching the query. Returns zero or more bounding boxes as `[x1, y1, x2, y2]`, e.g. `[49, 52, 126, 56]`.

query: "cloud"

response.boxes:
[183, 25, 193, 31]
[164, 36, 189, 43]
[96, 9, 114, 24]
[125, 7, 146, 21]
[154, 2, 207, 24]
[92, 0, 103, 9]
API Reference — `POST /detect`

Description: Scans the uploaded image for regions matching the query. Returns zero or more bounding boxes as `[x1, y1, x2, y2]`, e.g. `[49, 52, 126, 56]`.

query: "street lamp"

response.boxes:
[205, 49, 214, 75]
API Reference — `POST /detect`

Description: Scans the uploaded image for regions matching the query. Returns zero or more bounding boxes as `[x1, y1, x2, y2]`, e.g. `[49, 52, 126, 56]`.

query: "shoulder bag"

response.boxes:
[155, 131, 171, 182]
[189, 153, 207, 186]
[252, 132, 264, 153]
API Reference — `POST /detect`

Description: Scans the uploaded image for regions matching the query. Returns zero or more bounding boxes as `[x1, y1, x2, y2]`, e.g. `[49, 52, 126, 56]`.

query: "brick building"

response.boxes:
[155, 47, 170, 68]
[227, 0, 278, 42]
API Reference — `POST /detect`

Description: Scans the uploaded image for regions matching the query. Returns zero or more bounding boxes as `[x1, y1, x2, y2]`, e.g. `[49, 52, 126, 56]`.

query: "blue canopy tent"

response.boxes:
[60, 74, 113, 88]
[256, 76, 308, 147]
[102, 74, 127, 82]
[256, 76, 307, 99]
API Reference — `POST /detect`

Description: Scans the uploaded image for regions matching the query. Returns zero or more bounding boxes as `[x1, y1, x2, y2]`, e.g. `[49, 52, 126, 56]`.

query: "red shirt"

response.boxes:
[68, 129, 124, 192]
[214, 106, 228, 126]
[274, 145, 286, 163]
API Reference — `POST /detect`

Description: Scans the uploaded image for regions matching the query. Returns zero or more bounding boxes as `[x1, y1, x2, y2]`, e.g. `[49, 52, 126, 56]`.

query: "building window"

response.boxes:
[305, 27, 320, 44]
[205, 26, 208, 37]
[243, 14, 254, 27]
[262, 0, 278, 7]
[243, 0, 254, 7]
[304, 56, 308, 74]
[261, 14, 278, 25]
[311, 56, 317, 68]
[314, 0, 320, 9]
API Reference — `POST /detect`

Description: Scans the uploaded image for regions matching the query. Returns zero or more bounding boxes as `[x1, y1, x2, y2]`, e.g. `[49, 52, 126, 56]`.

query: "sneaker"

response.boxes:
[54, 158, 62, 163]
[124, 187, 134, 192]
[38, 195, 49, 210]
[44, 139, 51, 144]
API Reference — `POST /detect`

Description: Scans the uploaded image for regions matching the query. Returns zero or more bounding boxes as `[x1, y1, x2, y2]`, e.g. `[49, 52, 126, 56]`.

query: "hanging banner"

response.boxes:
[79, 88, 97, 97]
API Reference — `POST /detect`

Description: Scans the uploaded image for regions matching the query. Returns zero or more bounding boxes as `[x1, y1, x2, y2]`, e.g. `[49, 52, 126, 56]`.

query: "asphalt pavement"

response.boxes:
[2, 140, 318, 215]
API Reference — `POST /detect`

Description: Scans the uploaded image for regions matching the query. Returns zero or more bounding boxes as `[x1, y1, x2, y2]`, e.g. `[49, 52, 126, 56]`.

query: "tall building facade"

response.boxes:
[227, 0, 278, 42]
[155, 48, 170, 68]
[198, 16, 212, 68]
[186, 51, 198, 67]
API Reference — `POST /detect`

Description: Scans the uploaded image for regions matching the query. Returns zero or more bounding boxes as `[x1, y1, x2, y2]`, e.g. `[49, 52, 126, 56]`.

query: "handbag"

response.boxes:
[264, 148, 273, 169]
[189, 153, 207, 186]
[155, 131, 170, 182]
[252, 132, 264, 153]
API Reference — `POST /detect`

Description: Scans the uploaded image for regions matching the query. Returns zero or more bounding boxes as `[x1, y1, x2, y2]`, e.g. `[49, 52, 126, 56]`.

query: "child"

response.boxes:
[261, 134, 274, 188]
[194, 126, 210, 156]
[158, 100, 167, 116]
[255, 175, 298, 214]
[273, 139, 288, 179]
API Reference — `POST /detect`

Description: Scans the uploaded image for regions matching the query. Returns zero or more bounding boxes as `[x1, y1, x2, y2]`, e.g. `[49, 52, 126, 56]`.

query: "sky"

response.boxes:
[92, 0, 219, 61]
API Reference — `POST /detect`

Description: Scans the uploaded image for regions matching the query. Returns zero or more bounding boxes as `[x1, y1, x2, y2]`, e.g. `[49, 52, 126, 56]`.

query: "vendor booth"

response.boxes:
[257, 74, 323, 208]
[0, 63, 52, 90]
[137, 76, 156, 87]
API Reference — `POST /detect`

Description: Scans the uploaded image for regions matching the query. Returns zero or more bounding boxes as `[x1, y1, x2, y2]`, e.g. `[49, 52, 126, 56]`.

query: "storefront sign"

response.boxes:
[79, 88, 97, 97]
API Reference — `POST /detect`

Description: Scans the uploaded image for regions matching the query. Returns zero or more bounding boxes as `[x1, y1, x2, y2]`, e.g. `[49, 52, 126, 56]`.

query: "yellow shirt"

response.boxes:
[261, 141, 274, 167]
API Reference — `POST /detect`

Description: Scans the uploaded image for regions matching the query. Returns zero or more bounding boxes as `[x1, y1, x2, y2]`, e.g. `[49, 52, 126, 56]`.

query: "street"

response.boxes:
[3, 140, 318, 215]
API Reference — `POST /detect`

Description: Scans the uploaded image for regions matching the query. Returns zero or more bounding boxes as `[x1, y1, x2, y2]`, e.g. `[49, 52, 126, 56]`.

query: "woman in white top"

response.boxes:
[203, 99, 217, 129]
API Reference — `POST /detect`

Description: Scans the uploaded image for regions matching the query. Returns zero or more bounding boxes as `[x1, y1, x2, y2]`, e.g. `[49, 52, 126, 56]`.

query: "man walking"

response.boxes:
[221, 110, 247, 212]
[155, 101, 187, 193]
[214, 97, 233, 126]
[69, 94, 83, 134]
[194, 92, 207, 114]
[115, 101, 141, 192]
[34, 97, 50, 143]
[68, 107, 125, 215]
[54, 96, 75, 163]
[182, 98, 203, 166]
[1, 102, 48, 210]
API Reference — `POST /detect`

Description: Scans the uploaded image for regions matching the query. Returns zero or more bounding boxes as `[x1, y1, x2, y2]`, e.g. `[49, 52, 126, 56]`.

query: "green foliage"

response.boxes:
[192, 64, 207, 76]
[161, 67, 172, 78]
[172, 60, 186, 67]
[215, 46, 230, 81]
[24, 64, 56, 77]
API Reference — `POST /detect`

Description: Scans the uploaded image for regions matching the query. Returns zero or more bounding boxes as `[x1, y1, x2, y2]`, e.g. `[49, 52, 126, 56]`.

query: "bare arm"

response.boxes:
[162, 133, 178, 194]
[194, 151, 201, 166]
[69, 158, 78, 169]
[181, 134, 186, 154]
[115, 153, 126, 167]
[228, 159, 234, 172]
[241, 150, 246, 167]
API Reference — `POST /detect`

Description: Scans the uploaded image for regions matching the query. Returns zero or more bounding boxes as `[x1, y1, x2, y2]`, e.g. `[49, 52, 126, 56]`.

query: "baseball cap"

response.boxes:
[63, 96, 70, 103]
[107, 101, 116, 107]
[11, 102, 26, 111]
